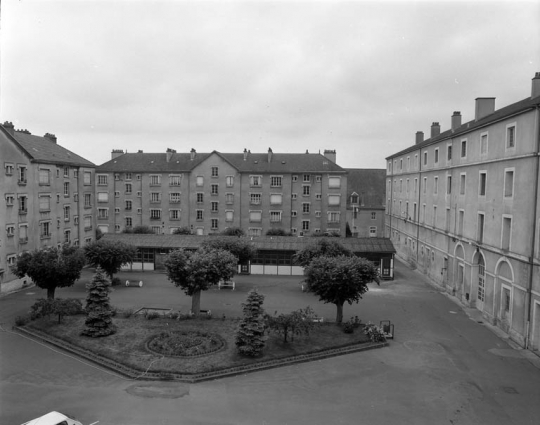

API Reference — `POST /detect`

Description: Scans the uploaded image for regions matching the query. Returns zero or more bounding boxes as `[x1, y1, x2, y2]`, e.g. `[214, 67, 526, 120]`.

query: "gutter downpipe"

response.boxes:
[416, 148, 422, 266]
[526, 104, 540, 350]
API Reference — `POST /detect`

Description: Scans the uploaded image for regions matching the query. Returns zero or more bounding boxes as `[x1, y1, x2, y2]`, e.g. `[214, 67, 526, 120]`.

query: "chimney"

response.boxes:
[111, 149, 124, 159]
[166, 148, 176, 162]
[323, 149, 337, 164]
[190, 148, 196, 160]
[137, 150, 143, 153]
[44, 133, 57, 143]
[475, 97, 495, 121]
[430, 122, 441, 138]
[415, 131, 424, 145]
[451, 111, 462, 132]
[268, 147, 273, 163]
[243, 148, 248, 161]
[2, 121, 15, 136]
[532, 72, 540, 98]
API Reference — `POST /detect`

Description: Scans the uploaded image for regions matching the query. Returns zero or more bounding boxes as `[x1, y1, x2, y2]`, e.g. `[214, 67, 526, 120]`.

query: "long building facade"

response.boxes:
[385, 73, 540, 354]
[95, 148, 349, 237]
[0, 122, 96, 293]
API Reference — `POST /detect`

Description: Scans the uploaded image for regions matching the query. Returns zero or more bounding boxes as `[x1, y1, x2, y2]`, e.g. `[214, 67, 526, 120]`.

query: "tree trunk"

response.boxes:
[191, 290, 201, 316]
[335, 302, 344, 324]
[47, 287, 56, 299]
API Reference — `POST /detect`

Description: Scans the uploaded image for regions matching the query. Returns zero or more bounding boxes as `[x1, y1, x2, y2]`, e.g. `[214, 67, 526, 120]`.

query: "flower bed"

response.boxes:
[147, 330, 225, 357]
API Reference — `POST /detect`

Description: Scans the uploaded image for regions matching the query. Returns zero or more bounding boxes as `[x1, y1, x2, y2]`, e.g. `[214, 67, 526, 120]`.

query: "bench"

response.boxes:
[125, 280, 143, 287]
[189, 309, 212, 317]
[380, 320, 395, 339]
[218, 280, 235, 290]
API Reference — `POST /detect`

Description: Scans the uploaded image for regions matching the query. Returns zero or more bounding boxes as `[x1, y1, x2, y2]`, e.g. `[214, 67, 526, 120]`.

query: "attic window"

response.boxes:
[254, 160, 258, 164]
[150, 161, 154, 164]
[281, 161, 286, 164]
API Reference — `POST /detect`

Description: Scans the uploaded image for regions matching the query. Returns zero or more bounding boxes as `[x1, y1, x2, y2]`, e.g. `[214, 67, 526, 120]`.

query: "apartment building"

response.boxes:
[0, 122, 96, 293]
[345, 168, 386, 238]
[95, 148, 348, 237]
[385, 72, 540, 353]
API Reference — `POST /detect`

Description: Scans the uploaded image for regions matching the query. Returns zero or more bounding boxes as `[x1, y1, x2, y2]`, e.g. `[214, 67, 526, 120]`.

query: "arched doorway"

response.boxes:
[476, 255, 486, 311]
[454, 244, 466, 300]
[495, 259, 514, 333]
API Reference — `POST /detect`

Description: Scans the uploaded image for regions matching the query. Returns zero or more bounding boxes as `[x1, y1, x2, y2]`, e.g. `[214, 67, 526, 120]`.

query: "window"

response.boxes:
[249, 210, 262, 222]
[137, 174, 141, 180]
[6, 225, 15, 237]
[18, 195, 27, 214]
[479, 171, 487, 196]
[303, 174, 310, 182]
[64, 229, 71, 243]
[458, 210, 464, 236]
[461, 140, 467, 158]
[39, 195, 51, 211]
[226, 193, 234, 204]
[211, 184, 219, 195]
[226, 176, 234, 187]
[302, 185, 310, 196]
[369, 227, 377, 237]
[6, 193, 14, 206]
[5, 163, 14, 175]
[506, 124, 516, 149]
[170, 192, 181, 203]
[40, 221, 51, 238]
[460, 173, 466, 195]
[328, 176, 341, 188]
[250, 193, 261, 205]
[291, 210, 297, 217]
[302, 203, 310, 214]
[315, 211, 321, 217]
[169, 174, 181, 186]
[400, 159, 403, 170]
[400, 180, 403, 193]
[115, 207, 120, 214]
[125, 200, 132, 210]
[18, 224, 28, 243]
[434, 176, 438, 195]
[270, 194, 282, 205]
[125, 183, 132, 194]
[114, 173, 120, 181]
[84, 193, 92, 207]
[114, 191, 120, 198]
[196, 210, 203, 220]
[445, 207, 450, 232]
[64, 167, 70, 178]
[292, 193, 297, 200]
[414, 178, 418, 194]
[502, 216, 512, 250]
[115, 224, 121, 233]
[423, 151, 428, 166]
[56, 168, 60, 178]
[196, 176, 204, 186]
[84, 171, 92, 185]
[406, 179, 410, 193]
[97, 192, 109, 203]
[97, 175, 108, 185]
[151, 192, 161, 203]
[211, 167, 218, 177]
[328, 212, 340, 223]
[225, 210, 233, 222]
[211, 219, 218, 230]
[250, 175, 262, 187]
[64, 182, 70, 197]
[170, 209, 180, 220]
[477, 212, 485, 243]
[18, 166, 27, 184]
[292, 175, 298, 182]
[270, 211, 282, 222]
[423, 177, 427, 194]
[150, 175, 161, 186]
[125, 173, 132, 180]
[504, 169, 514, 198]
[302, 220, 310, 231]
[84, 216, 92, 230]
[446, 175, 452, 194]
[152, 226, 162, 235]
[39, 169, 50, 185]
[447, 144, 452, 161]
[137, 208, 142, 214]
[351, 193, 359, 204]
[328, 194, 340, 205]
[248, 227, 262, 237]
[316, 175, 322, 182]
[63, 205, 70, 221]
[434, 148, 439, 164]
[480, 132, 488, 155]
[433, 206, 437, 227]
[211, 201, 219, 212]
[270, 176, 282, 187]
[371, 212, 376, 220]
[150, 209, 161, 220]
[137, 191, 142, 197]
[197, 193, 204, 203]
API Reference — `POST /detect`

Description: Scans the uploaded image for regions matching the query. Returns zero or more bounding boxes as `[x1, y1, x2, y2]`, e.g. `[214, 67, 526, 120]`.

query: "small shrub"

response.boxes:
[342, 316, 361, 334]
[265, 306, 318, 343]
[364, 323, 386, 342]
[15, 315, 29, 326]
[146, 312, 160, 320]
[30, 298, 83, 323]
[122, 308, 135, 318]
[111, 277, 121, 287]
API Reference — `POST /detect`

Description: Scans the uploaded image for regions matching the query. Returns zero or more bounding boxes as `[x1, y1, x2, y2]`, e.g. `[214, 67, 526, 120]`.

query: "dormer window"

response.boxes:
[351, 193, 359, 204]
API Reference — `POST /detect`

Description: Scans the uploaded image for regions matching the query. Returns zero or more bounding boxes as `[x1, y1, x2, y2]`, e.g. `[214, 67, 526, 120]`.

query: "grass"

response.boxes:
[25, 315, 372, 376]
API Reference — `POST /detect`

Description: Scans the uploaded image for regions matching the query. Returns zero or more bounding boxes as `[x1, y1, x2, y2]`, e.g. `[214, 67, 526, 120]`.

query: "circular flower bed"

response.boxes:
[146, 330, 226, 357]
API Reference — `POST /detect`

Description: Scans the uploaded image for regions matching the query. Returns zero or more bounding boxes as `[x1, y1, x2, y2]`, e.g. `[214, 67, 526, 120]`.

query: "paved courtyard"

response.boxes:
[1, 260, 539, 425]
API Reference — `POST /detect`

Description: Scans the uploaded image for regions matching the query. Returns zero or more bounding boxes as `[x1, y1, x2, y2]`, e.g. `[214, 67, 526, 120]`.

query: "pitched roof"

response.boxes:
[387, 95, 540, 159]
[4, 127, 95, 167]
[345, 168, 386, 208]
[96, 150, 346, 174]
[102, 234, 396, 254]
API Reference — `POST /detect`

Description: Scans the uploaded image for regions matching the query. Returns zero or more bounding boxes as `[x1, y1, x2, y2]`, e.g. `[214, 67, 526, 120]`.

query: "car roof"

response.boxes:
[22, 411, 69, 425]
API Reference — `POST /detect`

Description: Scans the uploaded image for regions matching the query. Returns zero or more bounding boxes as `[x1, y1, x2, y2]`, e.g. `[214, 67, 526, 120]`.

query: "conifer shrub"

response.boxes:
[81, 267, 116, 337]
[235, 289, 267, 357]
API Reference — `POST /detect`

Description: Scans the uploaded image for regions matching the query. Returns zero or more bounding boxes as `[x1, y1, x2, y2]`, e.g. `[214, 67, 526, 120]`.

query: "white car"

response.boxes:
[22, 411, 83, 425]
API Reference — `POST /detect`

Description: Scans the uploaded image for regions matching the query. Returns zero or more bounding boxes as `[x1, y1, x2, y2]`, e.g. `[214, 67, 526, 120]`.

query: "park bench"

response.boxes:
[218, 280, 235, 290]
[380, 320, 395, 339]
[125, 280, 143, 287]
[189, 309, 212, 317]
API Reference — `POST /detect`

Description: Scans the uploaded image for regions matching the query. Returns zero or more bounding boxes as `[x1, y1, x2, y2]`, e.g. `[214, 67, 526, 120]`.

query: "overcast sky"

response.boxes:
[1, 0, 539, 169]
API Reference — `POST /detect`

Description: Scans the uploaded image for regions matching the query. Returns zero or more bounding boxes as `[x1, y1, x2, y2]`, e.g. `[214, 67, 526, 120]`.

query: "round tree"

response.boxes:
[84, 239, 137, 282]
[294, 238, 353, 268]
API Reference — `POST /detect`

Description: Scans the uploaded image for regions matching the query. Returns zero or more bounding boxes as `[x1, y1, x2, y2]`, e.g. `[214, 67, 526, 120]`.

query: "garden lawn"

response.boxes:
[25, 315, 372, 375]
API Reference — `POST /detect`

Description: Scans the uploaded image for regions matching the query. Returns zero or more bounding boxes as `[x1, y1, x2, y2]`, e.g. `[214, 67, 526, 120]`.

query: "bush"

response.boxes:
[363, 323, 386, 342]
[15, 315, 29, 326]
[111, 277, 121, 287]
[121, 308, 135, 318]
[30, 298, 84, 323]
[265, 307, 318, 343]
[146, 312, 160, 320]
[342, 316, 361, 334]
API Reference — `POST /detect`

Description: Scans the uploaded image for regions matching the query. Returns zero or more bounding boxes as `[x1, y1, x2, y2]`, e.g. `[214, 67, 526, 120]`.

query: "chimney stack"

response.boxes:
[44, 133, 57, 143]
[190, 148, 196, 160]
[323, 149, 337, 164]
[243, 148, 248, 161]
[475, 97, 495, 121]
[111, 149, 124, 159]
[268, 147, 273, 163]
[166, 148, 176, 162]
[430, 122, 441, 138]
[532, 72, 540, 98]
[451, 111, 462, 132]
[3, 121, 15, 136]
[415, 131, 424, 145]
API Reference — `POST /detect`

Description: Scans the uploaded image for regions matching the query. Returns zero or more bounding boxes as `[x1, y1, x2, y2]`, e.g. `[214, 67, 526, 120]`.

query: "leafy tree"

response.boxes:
[30, 298, 83, 323]
[84, 239, 137, 282]
[265, 307, 317, 343]
[123, 225, 155, 234]
[235, 290, 267, 357]
[266, 228, 291, 236]
[304, 255, 380, 323]
[220, 227, 245, 236]
[201, 236, 256, 264]
[11, 245, 86, 299]
[294, 238, 353, 268]
[173, 226, 192, 235]
[164, 248, 237, 316]
[81, 267, 116, 337]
